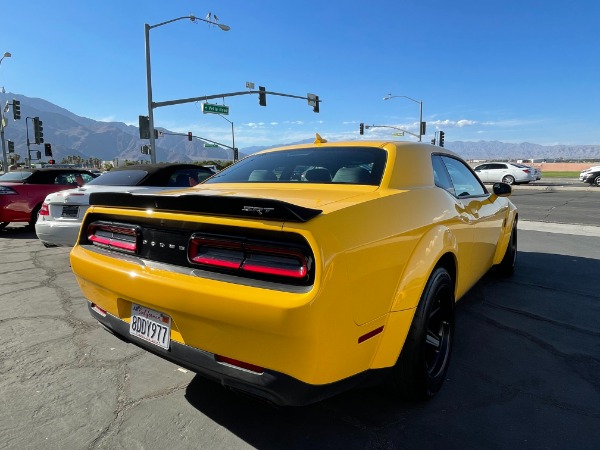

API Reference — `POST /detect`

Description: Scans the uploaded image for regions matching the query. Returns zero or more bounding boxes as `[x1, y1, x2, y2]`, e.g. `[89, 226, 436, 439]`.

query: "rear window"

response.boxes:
[0, 171, 33, 181]
[87, 169, 148, 186]
[205, 147, 387, 186]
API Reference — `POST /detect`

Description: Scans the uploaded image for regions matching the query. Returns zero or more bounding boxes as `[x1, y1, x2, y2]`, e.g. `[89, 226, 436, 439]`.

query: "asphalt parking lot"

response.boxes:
[1, 189, 599, 449]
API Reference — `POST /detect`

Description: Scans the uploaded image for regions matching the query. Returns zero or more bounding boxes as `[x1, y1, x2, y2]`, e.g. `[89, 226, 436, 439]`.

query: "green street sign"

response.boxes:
[202, 103, 229, 115]
[392, 132, 404, 136]
[204, 144, 219, 148]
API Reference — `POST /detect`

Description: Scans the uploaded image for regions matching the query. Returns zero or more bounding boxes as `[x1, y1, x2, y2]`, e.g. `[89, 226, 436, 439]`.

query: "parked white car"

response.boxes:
[579, 165, 600, 186]
[35, 164, 214, 247]
[473, 162, 537, 185]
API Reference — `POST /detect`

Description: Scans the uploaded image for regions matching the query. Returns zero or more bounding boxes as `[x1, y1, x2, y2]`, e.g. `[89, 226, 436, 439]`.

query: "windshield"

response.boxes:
[205, 147, 387, 186]
[87, 169, 148, 186]
[0, 171, 33, 181]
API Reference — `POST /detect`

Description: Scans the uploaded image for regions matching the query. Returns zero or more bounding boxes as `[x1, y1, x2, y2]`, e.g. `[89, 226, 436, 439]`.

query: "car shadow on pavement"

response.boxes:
[184, 250, 600, 449]
[0, 225, 38, 240]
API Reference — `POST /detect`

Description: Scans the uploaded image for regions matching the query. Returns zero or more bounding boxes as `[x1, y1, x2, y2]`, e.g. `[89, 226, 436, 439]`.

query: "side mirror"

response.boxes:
[492, 182, 512, 197]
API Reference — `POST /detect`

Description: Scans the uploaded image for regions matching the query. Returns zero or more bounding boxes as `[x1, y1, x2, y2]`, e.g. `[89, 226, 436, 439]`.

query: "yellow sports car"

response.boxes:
[70, 138, 517, 405]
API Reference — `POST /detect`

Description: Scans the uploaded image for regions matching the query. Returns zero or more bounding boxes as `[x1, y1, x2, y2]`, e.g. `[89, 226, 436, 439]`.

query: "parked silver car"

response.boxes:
[473, 162, 537, 185]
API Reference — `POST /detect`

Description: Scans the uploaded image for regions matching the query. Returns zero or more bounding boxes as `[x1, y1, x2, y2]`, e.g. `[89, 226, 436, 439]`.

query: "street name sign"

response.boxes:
[202, 103, 229, 115]
[392, 132, 404, 136]
[204, 144, 219, 148]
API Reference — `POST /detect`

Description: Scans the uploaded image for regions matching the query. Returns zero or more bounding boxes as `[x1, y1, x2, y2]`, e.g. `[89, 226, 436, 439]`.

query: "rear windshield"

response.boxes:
[205, 147, 387, 186]
[87, 169, 148, 186]
[0, 171, 33, 181]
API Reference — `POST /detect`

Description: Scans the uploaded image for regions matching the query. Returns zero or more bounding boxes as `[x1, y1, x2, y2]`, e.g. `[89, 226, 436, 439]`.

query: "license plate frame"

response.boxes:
[61, 205, 79, 218]
[129, 304, 171, 350]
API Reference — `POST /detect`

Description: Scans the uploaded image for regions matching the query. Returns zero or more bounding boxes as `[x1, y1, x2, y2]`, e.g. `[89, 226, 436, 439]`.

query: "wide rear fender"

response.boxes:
[370, 225, 458, 369]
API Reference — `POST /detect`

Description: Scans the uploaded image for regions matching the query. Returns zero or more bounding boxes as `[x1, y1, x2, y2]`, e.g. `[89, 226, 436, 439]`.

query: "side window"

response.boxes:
[474, 164, 487, 171]
[441, 156, 486, 198]
[431, 155, 454, 195]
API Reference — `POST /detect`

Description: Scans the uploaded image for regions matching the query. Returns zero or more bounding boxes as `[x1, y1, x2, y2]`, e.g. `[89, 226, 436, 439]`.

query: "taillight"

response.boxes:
[87, 221, 139, 253]
[522, 169, 530, 173]
[188, 235, 310, 282]
[39, 202, 50, 216]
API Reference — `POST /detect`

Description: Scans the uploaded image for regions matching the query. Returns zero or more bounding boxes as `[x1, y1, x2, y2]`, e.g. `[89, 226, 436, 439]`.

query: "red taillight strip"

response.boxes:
[87, 222, 138, 253]
[188, 237, 244, 268]
[188, 236, 310, 281]
[358, 326, 384, 343]
[89, 234, 137, 251]
[242, 245, 308, 279]
[215, 355, 264, 374]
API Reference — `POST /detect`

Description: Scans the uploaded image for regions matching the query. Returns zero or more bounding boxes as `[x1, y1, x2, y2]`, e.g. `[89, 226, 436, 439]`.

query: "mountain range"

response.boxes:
[2, 93, 599, 164]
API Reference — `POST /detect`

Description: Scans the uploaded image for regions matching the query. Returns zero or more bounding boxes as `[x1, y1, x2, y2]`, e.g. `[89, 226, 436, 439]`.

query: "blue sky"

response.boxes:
[2, 0, 599, 149]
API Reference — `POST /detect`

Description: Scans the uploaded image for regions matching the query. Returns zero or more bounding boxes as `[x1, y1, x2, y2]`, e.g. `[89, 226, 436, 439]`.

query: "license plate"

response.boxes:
[130, 304, 171, 349]
[61, 205, 79, 218]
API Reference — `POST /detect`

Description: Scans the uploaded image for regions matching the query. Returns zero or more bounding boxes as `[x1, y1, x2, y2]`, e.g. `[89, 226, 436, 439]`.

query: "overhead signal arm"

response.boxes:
[152, 89, 321, 113]
[365, 124, 420, 139]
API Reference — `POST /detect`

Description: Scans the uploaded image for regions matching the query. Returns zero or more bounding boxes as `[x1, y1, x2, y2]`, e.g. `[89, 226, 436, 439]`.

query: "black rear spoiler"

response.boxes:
[88, 191, 322, 223]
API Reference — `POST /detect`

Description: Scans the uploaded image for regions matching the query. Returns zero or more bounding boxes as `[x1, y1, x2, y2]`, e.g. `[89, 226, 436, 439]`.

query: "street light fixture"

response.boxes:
[0, 52, 11, 65]
[383, 94, 423, 142]
[145, 15, 230, 163]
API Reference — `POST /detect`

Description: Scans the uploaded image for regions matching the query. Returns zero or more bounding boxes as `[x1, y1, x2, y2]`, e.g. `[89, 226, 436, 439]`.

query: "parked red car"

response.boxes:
[0, 168, 95, 229]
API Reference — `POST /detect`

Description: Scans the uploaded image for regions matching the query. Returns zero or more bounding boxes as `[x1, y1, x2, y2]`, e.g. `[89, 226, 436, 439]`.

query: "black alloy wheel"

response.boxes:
[389, 266, 455, 400]
[593, 175, 600, 187]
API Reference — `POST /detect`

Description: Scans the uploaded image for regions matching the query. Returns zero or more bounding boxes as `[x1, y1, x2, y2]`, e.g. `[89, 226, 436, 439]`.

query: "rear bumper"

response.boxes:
[88, 302, 380, 406]
[35, 219, 80, 246]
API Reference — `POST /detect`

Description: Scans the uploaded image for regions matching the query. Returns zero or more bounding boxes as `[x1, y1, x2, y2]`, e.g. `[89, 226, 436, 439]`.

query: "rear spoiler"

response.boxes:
[89, 191, 322, 223]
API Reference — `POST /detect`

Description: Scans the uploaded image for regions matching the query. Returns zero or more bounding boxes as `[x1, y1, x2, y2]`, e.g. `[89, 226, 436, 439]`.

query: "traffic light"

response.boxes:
[44, 143, 52, 157]
[33, 117, 44, 144]
[12, 100, 21, 120]
[35, 151, 41, 160]
[48, 159, 55, 165]
[431, 138, 436, 145]
[187, 132, 193, 141]
[313, 95, 319, 113]
[139, 115, 150, 139]
[233, 148, 239, 161]
[258, 86, 266, 107]
[439, 131, 445, 147]
[7, 140, 14, 153]
[359, 123, 364, 135]
[420, 121, 427, 136]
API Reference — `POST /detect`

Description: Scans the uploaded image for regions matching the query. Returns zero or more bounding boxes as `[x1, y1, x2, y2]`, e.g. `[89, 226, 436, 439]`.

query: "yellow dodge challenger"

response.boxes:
[70, 139, 517, 405]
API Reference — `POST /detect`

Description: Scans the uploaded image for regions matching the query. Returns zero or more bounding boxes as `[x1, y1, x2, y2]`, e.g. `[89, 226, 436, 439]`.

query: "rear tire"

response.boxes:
[497, 218, 517, 277]
[593, 175, 600, 187]
[28, 205, 42, 228]
[389, 266, 455, 400]
[0, 222, 9, 230]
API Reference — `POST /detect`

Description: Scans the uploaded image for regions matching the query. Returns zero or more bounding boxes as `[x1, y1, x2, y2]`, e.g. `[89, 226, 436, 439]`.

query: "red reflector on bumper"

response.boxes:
[91, 303, 107, 317]
[215, 355, 264, 374]
[358, 326, 384, 343]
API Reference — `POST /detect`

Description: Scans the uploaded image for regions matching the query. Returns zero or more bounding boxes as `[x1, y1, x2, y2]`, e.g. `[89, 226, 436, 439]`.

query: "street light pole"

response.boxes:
[0, 52, 12, 172]
[383, 94, 423, 142]
[217, 114, 235, 161]
[145, 15, 230, 164]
